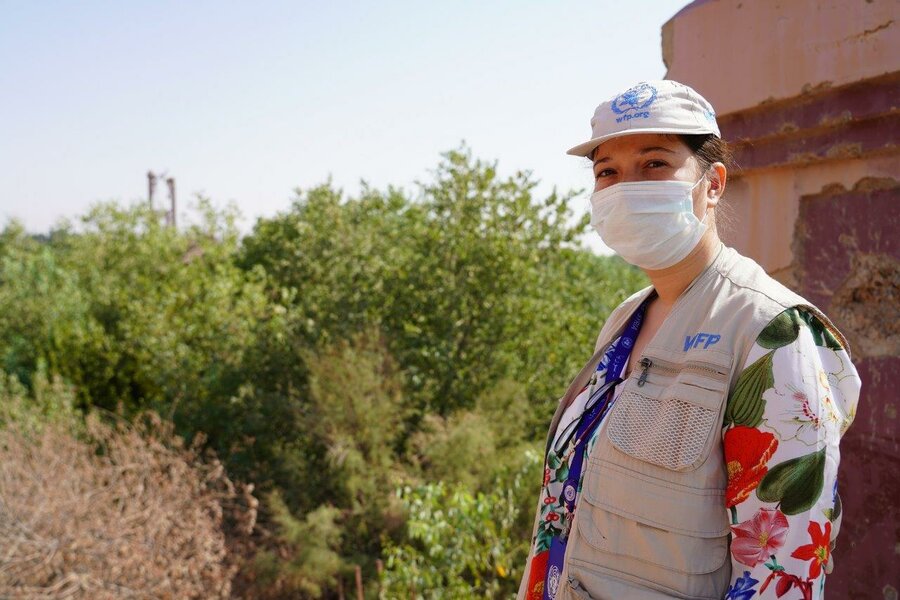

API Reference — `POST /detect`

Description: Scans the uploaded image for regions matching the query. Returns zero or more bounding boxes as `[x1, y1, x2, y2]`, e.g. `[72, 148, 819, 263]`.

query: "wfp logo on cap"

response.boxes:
[610, 83, 657, 124]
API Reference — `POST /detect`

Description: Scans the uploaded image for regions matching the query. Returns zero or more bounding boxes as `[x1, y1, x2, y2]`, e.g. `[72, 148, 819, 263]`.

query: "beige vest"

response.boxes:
[517, 242, 850, 600]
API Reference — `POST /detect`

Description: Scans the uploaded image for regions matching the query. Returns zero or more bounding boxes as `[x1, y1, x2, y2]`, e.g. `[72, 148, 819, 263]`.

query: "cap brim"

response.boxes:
[566, 126, 720, 158]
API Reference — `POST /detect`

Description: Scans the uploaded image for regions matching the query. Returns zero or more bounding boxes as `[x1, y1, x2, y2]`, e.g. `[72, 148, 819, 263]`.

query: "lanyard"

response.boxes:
[541, 297, 649, 600]
[550, 376, 621, 462]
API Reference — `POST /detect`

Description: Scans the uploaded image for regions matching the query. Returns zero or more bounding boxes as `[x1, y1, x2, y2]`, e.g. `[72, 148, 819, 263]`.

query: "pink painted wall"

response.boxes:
[663, 0, 899, 115]
[662, 1, 900, 597]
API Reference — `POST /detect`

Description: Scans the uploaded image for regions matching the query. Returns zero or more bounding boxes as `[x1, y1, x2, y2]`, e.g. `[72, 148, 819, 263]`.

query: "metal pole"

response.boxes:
[166, 177, 176, 228]
[148, 171, 157, 209]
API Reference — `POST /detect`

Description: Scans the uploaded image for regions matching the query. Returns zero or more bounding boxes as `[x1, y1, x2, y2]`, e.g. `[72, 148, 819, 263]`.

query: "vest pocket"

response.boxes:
[606, 379, 724, 472]
[563, 355, 733, 599]
[566, 463, 730, 599]
[562, 574, 598, 599]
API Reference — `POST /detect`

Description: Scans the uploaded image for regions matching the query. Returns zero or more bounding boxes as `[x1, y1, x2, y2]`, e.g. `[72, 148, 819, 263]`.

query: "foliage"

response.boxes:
[381, 450, 540, 599]
[237, 145, 645, 419]
[0, 142, 649, 598]
[0, 366, 83, 437]
[251, 491, 344, 599]
[0, 200, 272, 416]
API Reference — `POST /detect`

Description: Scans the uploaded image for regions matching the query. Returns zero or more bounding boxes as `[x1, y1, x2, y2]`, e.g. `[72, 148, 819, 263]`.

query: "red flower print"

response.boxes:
[731, 508, 789, 567]
[543, 495, 557, 505]
[724, 426, 779, 507]
[775, 575, 793, 597]
[545, 512, 559, 522]
[760, 570, 812, 600]
[791, 520, 831, 579]
[543, 468, 551, 486]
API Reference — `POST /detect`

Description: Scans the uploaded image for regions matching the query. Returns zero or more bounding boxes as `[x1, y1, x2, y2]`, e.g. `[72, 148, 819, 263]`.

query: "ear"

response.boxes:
[706, 161, 727, 207]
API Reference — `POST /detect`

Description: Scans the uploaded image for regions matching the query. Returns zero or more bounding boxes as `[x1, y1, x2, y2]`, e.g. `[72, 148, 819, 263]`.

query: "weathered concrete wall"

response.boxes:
[663, 0, 899, 116]
[717, 74, 898, 281]
[663, 1, 899, 597]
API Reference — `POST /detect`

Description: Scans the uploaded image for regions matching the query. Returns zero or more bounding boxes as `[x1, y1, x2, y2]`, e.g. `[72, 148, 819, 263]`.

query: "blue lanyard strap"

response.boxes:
[605, 296, 647, 385]
[541, 297, 650, 600]
[551, 376, 622, 459]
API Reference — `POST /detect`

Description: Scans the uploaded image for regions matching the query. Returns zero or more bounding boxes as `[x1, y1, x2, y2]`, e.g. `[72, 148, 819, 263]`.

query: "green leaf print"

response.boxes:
[823, 490, 843, 522]
[798, 309, 844, 351]
[536, 525, 554, 553]
[757, 308, 802, 349]
[756, 448, 826, 515]
[724, 351, 774, 427]
[555, 463, 569, 483]
[547, 450, 562, 470]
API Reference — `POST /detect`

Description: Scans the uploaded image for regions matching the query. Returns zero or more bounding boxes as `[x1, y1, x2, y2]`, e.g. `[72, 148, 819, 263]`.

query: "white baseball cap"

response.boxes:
[566, 79, 721, 158]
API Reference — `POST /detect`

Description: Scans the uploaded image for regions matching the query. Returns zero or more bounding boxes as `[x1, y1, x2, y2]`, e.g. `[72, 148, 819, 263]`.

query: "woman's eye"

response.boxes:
[645, 160, 668, 169]
[594, 168, 615, 179]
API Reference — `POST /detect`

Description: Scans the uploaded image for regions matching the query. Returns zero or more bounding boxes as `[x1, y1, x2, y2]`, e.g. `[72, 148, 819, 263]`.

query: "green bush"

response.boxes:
[381, 449, 540, 599]
[0, 142, 648, 598]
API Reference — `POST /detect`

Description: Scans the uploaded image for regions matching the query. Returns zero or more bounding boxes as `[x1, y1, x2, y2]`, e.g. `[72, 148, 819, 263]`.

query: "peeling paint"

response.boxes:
[832, 252, 900, 358]
[853, 176, 900, 192]
[818, 182, 849, 195]
[793, 180, 899, 592]
[778, 121, 799, 134]
[720, 72, 899, 147]
[819, 110, 854, 127]
[801, 80, 834, 95]
[825, 142, 864, 159]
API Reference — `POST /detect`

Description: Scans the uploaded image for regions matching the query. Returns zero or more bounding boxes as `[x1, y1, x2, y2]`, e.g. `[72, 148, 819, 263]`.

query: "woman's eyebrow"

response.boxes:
[593, 156, 611, 169]
[638, 146, 676, 155]
[593, 146, 676, 172]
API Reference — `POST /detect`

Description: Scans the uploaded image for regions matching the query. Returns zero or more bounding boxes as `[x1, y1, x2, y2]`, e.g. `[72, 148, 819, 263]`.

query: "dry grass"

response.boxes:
[0, 411, 257, 599]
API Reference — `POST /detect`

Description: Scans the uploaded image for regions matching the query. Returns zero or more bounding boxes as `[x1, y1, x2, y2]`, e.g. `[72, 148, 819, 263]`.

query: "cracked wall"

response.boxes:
[663, 0, 899, 596]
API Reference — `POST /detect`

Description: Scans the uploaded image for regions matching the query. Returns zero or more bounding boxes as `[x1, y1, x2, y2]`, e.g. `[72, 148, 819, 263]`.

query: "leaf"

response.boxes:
[757, 309, 802, 349]
[535, 525, 554, 553]
[798, 309, 844, 351]
[827, 490, 843, 523]
[724, 351, 774, 427]
[546, 451, 561, 470]
[756, 448, 826, 515]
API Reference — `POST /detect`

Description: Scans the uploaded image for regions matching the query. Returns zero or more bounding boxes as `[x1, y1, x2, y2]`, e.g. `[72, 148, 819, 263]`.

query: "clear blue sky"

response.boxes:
[0, 0, 688, 253]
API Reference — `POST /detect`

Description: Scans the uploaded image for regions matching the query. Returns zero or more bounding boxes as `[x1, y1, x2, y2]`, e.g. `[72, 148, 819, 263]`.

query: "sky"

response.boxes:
[0, 0, 688, 254]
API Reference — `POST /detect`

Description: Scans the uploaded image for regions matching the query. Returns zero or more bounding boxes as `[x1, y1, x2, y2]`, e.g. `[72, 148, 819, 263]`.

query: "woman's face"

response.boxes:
[590, 132, 720, 221]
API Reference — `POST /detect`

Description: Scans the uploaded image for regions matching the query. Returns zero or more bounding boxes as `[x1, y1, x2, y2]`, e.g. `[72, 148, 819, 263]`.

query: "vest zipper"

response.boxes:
[637, 357, 653, 387]
[636, 356, 728, 387]
[567, 576, 597, 599]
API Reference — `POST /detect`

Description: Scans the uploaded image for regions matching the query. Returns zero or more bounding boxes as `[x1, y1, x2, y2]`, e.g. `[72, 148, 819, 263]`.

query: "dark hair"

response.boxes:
[676, 133, 735, 234]
[676, 133, 735, 173]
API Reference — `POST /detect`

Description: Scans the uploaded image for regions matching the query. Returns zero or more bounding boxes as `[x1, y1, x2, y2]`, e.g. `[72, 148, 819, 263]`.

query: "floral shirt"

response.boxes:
[529, 307, 861, 600]
[722, 307, 859, 599]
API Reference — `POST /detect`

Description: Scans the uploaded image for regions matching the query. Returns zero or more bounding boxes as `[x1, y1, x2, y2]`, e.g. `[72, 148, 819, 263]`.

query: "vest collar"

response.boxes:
[642, 239, 728, 314]
[544, 240, 729, 455]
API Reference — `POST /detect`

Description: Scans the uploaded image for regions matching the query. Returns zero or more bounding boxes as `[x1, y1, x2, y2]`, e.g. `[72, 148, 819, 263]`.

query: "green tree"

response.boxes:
[0, 143, 649, 598]
[381, 450, 539, 599]
[238, 142, 646, 421]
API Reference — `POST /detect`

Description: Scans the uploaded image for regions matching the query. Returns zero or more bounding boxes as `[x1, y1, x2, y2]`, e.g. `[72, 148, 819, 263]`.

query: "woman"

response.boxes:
[518, 80, 861, 600]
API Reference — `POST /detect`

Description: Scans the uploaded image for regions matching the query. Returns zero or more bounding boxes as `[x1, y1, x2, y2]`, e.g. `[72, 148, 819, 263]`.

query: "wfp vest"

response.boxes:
[518, 242, 850, 600]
